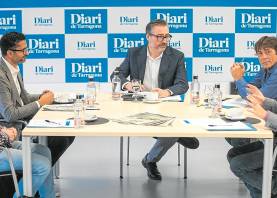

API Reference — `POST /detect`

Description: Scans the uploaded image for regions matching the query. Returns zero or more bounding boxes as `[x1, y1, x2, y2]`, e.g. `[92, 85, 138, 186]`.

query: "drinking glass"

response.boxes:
[131, 79, 141, 102]
[204, 85, 213, 108]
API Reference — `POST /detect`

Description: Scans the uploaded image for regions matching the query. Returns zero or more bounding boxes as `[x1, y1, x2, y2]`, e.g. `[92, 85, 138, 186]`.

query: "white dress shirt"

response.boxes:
[143, 49, 163, 91]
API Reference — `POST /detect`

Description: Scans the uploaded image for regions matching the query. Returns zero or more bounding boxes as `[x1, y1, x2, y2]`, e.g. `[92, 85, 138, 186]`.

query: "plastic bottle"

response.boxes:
[86, 75, 96, 106]
[112, 68, 121, 100]
[191, 75, 200, 105]
[210, 84, 222, 118]
[74, 94, 84, 128]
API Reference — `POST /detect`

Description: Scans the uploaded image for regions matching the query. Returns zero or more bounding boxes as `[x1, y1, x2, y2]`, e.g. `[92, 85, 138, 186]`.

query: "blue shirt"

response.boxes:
[236, 63, 277, 99]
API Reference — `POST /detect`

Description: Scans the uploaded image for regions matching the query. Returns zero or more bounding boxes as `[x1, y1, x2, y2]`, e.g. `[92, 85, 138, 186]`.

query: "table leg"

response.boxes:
[120, 136, 123, 179]
[262, 139, 273, 198]
[184, 147, 187, 179]
[22, 136, 32, 197]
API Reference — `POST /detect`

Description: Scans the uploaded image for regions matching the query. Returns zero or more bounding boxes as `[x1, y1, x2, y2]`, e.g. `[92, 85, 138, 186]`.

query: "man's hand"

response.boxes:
[151, 88, 171, 98]
[4, 127, 17, 141]
[247, 101, 267, 120]
[38, 91, 54, 106]
[123, 82, 133, 92]
[230, 63, 245, 80]
[246, 84, 265, 105]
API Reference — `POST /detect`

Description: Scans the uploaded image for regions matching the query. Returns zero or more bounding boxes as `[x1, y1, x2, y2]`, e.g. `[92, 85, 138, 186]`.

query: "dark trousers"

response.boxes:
[47, 136, 75, 166]
[227, 140, 277, 198]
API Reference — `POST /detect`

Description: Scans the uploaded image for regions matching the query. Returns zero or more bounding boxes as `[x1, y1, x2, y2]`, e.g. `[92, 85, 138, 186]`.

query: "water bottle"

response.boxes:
[74, 94, 84, 128]
[210, 84, 222, 118]
[191, 75, 200, 105]
[86, 75, 96, 107]
[112, 68, 121, 100]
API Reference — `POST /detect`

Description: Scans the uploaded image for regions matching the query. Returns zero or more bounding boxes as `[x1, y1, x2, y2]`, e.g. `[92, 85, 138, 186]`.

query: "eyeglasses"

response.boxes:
[149, 33, 172, 42]
[9, 47, 29, 54]
[255, 48, 275, 57]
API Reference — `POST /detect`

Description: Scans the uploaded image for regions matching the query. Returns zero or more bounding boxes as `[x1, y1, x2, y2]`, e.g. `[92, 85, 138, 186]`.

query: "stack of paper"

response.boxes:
[184, 118, 256, 131]
[161, 95, 183, 102]
[111, 112, 175, 126]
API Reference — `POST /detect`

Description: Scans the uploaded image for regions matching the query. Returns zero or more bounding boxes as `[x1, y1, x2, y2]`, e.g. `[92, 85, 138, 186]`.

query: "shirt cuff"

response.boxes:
[122, 82, 130, 90]
[35, 101, 41, 109]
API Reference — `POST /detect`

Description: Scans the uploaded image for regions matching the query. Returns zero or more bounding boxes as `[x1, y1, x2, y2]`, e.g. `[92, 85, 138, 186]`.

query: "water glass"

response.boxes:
[131, 79, 141, 102]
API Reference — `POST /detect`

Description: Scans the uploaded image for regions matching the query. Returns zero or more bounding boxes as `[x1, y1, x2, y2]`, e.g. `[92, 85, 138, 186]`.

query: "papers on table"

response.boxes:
[27, 119, 74, 128]
[161, 95, 183, 102]
[183, 118, 256, 131]
[138, 92, 184, 102]
[111, 112, 175, 126]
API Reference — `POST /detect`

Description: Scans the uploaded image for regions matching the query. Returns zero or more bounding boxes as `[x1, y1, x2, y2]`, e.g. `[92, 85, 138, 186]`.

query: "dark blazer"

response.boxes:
[111, 46, 189, 95]
[0, 57, 39, 130]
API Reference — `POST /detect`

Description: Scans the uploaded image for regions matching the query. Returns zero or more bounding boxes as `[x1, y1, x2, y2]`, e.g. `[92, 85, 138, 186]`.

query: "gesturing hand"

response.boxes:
[230, 63, 245, 80]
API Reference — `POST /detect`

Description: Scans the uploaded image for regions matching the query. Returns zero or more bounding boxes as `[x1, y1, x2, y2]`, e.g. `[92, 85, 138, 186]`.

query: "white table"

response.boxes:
[22, 94, 274, 197]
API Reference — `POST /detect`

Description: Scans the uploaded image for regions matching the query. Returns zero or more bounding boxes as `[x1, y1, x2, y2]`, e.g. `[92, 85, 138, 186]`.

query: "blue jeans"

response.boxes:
[227, 141, 277, 198]
[0, 141, 55, 198]
[146, 137, 179, 162]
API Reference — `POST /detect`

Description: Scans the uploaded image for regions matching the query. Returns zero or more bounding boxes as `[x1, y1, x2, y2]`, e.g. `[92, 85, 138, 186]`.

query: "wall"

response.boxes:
[0, 1, 276, 94]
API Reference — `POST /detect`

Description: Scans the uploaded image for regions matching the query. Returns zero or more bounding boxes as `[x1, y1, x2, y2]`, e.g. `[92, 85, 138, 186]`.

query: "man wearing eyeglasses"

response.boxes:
[0, 32, 75, 194]
[227, 36, 277, 197]
[110, 19, 199, 180]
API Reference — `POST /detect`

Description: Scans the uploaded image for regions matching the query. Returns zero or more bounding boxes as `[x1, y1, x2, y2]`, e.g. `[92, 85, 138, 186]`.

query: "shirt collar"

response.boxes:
[147, 47, 163, 61]
[2, 57, 20, 76]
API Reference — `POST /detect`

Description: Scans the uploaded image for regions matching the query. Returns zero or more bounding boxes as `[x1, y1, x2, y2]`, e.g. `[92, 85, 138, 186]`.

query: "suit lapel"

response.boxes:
[0, 58, 23, 106]
[158, 47, 171, 87]
[17, 72, 27, 105]
[138, 47, 147, 82]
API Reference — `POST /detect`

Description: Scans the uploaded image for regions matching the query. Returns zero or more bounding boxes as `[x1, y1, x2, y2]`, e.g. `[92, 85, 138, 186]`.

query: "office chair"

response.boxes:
[119, 136, 188, 179]
[0, 146, 21, 198]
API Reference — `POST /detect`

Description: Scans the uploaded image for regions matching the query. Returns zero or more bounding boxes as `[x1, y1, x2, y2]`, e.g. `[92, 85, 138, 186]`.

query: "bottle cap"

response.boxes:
[215, 84, 220, 89]
[76, 94, 84, 100]
[88, 75, 94, 82]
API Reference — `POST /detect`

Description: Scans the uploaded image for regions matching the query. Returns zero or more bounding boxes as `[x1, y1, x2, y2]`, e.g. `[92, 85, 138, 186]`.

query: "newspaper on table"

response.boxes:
[111, 112, 175, 126]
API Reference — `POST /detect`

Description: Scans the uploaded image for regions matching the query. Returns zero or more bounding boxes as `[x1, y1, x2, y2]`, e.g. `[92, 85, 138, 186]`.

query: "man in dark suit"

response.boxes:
[111, 19, 199, 180]
[0, 32, 75, 166]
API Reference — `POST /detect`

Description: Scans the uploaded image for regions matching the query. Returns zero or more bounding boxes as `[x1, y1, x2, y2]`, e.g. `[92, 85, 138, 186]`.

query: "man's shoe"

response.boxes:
[141, 154, 162, 180]
[177, 137, 199, 149]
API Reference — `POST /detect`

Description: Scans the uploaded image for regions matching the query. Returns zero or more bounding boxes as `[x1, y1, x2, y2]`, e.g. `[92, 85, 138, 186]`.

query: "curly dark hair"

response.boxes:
[0, 32, 26, 56]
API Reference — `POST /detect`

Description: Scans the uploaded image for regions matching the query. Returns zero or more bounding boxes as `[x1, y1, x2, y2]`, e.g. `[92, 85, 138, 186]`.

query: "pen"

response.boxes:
[208, 124, 233, 127]
[45, 120, 61, 125]
[184, 120, 190, 124]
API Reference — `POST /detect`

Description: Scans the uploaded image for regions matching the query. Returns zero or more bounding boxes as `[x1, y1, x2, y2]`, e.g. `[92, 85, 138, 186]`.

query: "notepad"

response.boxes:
[27, 119, 74, 128]
[183, 118, 256, 131]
